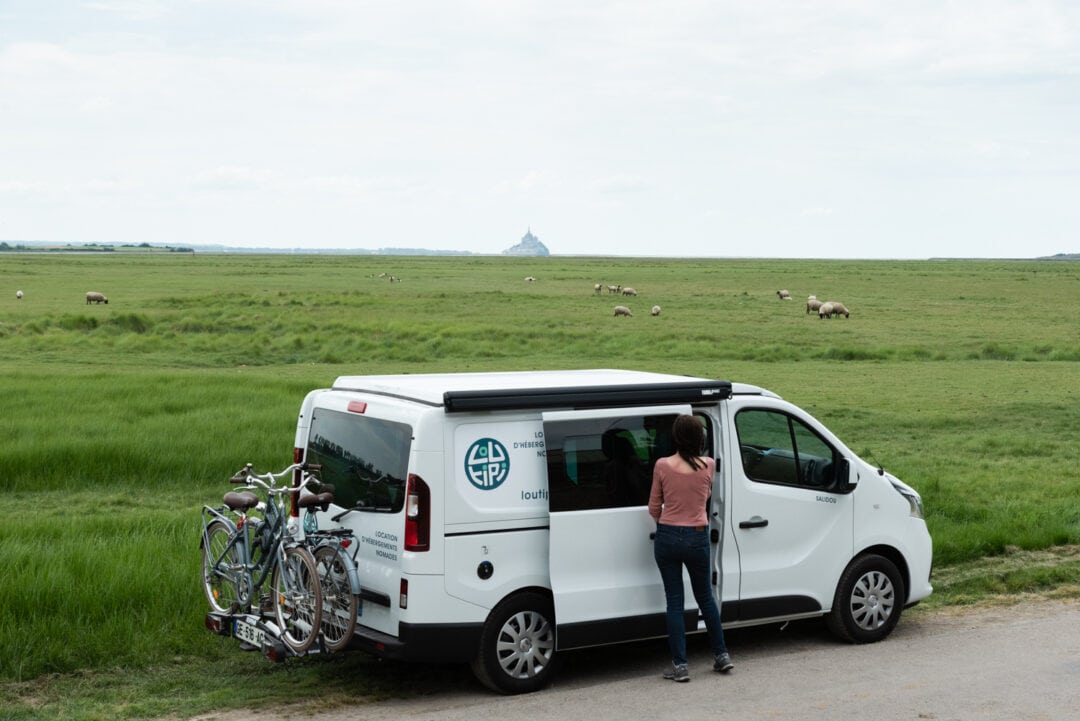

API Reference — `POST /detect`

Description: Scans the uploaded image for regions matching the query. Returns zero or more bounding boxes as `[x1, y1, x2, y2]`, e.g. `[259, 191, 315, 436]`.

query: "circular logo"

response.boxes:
[464, 438, 510, 490]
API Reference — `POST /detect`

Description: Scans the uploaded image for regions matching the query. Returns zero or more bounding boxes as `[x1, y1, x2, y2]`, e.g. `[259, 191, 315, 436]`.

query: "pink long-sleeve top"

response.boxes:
[648, 455, 716, 527]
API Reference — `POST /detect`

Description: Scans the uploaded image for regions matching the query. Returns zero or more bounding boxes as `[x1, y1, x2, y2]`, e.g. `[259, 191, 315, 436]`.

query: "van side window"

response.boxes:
[734, 409, 837, 490]
[545, 413, 711, 512]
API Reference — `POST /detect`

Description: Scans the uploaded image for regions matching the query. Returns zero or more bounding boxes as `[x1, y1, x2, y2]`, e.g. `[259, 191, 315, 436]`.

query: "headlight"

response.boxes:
[891, 481, 924, 519]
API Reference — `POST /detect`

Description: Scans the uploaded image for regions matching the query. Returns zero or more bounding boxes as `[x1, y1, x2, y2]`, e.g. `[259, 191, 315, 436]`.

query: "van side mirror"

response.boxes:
[835, 458, 855, 492]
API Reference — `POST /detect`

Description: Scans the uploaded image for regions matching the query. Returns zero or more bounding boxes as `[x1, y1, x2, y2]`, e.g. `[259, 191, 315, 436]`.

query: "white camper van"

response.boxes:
[291, 369, 932, 693]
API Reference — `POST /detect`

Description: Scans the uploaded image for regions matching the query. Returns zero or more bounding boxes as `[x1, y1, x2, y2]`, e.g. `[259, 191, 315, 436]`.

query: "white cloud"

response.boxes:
[1, 1, 1078, 256]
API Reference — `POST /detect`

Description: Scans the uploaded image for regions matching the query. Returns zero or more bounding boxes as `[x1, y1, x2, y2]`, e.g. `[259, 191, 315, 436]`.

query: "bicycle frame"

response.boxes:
[200, 488, 291, 609]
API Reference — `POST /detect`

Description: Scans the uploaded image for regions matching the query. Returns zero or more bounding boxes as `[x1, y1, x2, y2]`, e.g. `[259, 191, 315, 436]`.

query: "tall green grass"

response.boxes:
[1, 253, 1078, 683]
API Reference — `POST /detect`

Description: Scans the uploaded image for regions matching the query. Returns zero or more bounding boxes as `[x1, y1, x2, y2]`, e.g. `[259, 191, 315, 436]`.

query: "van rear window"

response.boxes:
[306, 409, 412, 513]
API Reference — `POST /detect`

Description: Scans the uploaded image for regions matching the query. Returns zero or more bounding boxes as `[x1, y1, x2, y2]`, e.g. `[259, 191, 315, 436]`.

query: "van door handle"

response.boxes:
[739, 516, 769, 529]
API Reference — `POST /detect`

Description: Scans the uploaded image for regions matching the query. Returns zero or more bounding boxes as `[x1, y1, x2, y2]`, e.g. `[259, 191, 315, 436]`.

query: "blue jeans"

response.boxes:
[653, 523, 728, 665]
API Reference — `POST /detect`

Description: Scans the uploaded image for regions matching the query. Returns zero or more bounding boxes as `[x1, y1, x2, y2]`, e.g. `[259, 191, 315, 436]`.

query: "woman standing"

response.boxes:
[647, 414, 734, 682]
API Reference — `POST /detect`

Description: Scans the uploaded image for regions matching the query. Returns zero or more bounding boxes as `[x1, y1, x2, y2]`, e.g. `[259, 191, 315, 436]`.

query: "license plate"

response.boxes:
[234, 618, 266, 647]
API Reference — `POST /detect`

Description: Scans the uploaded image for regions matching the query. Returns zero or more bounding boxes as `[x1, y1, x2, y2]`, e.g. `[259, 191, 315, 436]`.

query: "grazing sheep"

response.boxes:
[776, 289, 792, 300]
[817, 302, 834, 319]
[828, 301, 850, 318]
[594, 283, 602, 295]
[622, 287, 637, 296]
[613, 305, 633, 317]
[16, 290, 23, 299]
[86, 291, 108, 304]
[806, 298, 823, 314]
[525, 276, 536, 282]
[651, 305, 661, 316]
[607, 284, 621, 294]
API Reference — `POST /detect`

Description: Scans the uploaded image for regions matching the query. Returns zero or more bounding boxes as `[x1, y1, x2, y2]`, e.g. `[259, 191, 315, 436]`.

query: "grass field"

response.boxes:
[1, 253, 1078, 718]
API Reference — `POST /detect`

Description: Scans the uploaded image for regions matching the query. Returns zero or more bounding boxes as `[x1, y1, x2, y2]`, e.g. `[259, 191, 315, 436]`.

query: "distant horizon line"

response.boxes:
[2, 239, 1077, 261]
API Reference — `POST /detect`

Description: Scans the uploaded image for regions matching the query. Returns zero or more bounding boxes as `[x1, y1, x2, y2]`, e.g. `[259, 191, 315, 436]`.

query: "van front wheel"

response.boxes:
[827, 554, 905, 644]
[471, 592, 557, 694]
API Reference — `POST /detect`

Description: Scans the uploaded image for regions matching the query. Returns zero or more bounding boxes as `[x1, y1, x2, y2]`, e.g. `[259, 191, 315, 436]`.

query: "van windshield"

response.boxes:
[305, 408, 412, 513]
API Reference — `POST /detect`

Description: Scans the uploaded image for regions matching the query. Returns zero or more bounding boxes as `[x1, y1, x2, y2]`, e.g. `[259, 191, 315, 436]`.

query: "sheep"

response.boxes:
[594, 283, 602, 295]
[651, 305, 661, 316]
[86, 291, 108, 304]
[817, 302, 834, 318]
[828, 301, 850, 318]
[621, 287, 638, 296]
[613, 305, 633, 317]
[16, 290, 23, 299]
[777, 289, 792, 300]
[607, 284, 621, 294]
[806, 298, 823, 314]
[524, 276, 536, 282]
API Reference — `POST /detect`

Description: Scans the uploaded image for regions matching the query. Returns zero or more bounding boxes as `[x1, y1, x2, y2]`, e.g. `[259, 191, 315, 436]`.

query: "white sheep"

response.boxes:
[16, 290, 23, 299]
[828, 301, 850, 318]
[622, 287, 637, 296]
[777, 289, 791, 300]
[594, 283, 602, 295]
[525, 276, 536, 282]
[86, 291, 109, 304]
[817, 302, 834, 318]
[806, 298, 823, 314]
[651, 305, 661, 316]
[613, 305, 633, 317]
[607, 284, 621, 294]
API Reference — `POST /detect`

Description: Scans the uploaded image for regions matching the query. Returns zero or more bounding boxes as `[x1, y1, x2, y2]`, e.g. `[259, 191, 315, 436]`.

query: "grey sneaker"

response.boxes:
[663, 663, 690, 682]
[714, 652, 734, 673]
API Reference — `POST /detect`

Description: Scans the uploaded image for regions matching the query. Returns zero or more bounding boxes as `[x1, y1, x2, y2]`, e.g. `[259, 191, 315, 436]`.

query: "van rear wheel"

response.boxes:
[471, 592, 557, 694]
[827, 553, 905, 643]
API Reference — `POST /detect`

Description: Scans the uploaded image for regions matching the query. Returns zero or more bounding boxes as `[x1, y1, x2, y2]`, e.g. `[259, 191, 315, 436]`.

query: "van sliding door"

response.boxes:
[542, 404, 691, 649]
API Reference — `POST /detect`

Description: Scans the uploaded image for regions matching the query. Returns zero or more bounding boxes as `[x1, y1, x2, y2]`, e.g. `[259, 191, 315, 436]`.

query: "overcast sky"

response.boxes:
[2, 1, 1079, 258]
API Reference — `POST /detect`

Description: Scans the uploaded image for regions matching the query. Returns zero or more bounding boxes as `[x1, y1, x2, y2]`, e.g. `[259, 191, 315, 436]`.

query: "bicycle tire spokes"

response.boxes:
[274, 547, 322, 654]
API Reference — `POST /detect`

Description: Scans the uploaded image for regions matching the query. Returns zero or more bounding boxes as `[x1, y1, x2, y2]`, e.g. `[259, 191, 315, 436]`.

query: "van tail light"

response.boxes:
[404, 473, 430, 552]
[399, 578, 409, 609]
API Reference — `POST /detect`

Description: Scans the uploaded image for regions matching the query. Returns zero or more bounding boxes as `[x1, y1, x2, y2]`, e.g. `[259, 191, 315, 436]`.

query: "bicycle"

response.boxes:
[200, 462, 323, 654]
[298, 484, 362, 653]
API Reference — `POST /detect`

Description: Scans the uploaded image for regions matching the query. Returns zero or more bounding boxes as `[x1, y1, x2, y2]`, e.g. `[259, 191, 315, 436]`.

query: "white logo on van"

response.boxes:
[465, 438, 510, 490]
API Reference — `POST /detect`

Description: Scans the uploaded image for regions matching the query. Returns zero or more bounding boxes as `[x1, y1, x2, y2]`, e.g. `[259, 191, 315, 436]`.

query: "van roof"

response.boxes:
[330, 369, 771, 413]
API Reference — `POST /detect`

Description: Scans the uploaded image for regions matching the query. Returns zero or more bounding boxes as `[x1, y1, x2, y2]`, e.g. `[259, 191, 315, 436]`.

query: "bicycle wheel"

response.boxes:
[202, 520, 242, 613]
[271, 546, 322, 654]
[314, 545, 359, 653]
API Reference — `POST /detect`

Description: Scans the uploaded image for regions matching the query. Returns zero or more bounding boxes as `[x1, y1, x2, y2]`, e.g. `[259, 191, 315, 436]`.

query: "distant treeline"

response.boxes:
[0, 241, 194, 253]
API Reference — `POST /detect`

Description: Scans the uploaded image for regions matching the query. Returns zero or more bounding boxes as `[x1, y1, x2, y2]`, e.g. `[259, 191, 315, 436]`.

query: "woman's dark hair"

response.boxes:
[671, 414, 706, 471]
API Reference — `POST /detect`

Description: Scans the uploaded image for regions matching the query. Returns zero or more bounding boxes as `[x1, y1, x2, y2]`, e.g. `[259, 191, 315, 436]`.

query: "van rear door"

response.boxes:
[301, 404, 414, 638]
[541, 404, 691, 648]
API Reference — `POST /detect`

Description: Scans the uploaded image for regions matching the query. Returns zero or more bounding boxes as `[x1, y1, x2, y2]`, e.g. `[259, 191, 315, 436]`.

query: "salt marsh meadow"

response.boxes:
[1, 252, 1078, 716]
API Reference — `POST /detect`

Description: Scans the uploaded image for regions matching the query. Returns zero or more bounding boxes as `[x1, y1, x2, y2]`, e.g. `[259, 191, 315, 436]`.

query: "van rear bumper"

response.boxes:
[349, 621, 483, 664]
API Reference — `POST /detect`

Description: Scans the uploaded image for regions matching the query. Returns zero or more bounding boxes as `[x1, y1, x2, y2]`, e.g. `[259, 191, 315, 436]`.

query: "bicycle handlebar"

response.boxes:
[228, 462, 323, 494]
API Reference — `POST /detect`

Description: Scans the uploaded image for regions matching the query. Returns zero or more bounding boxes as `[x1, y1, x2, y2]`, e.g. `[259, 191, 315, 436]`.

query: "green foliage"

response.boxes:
[1, 253, 1078, 710]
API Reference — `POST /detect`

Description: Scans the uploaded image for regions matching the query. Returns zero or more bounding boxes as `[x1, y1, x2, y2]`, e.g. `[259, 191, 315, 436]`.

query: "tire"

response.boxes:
[470, 592, 558, 695]
[271, 546, 323, 654]
[827, 553, 906, 643]
[202, 520, 243, 613]
[314, 545, 359, 653]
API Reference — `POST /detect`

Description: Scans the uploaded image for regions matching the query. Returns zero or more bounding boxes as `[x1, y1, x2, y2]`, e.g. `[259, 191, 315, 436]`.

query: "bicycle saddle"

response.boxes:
[223, 491, 259, 511]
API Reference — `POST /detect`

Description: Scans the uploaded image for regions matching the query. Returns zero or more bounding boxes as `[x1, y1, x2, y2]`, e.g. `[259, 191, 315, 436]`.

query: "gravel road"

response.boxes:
[205, 599, 1080, 721]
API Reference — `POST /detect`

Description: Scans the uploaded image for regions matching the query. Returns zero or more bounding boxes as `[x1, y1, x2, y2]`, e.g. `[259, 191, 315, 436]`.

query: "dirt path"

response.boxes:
[200, 598, 1080, 721]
